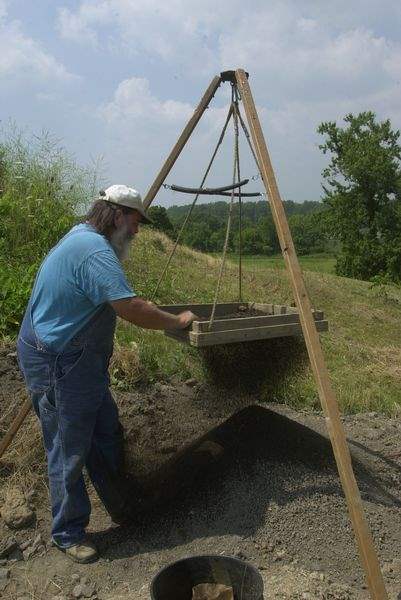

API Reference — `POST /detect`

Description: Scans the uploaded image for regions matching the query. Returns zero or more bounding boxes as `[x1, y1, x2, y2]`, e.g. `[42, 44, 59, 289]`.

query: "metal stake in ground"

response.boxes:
[235, 67, 388, 600]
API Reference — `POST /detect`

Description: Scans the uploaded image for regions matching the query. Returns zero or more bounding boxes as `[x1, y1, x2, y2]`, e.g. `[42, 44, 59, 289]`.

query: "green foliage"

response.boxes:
[3, 125, 401, 417]
[167, 198, 321, 224]
[167, 199, 328, 255]
[234, 226, 269, 254]
[181, 220, 219, 252]
[318, 111, 401, 282]
[288, 212, 326, 255]
[224, 253, 336, 275]
[120, 228, 401, 415]
[0, 126, 96, 335]
[147, 205, 174, 236]
[0, 262, 40, 333]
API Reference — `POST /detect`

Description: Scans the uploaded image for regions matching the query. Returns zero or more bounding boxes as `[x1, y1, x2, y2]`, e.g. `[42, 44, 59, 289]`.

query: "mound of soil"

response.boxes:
[0, 343, 400, 599]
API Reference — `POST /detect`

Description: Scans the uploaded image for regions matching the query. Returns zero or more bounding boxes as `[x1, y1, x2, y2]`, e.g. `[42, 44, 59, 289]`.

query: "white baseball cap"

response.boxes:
[100, 184, 152, 224]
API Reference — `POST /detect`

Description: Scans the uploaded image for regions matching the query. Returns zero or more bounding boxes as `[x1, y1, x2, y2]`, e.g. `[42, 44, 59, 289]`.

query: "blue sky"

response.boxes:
[1, 0, 401, 206]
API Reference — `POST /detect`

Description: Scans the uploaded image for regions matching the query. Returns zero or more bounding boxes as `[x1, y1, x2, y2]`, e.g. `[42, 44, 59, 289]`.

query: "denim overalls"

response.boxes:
[17, 229, 129, 548]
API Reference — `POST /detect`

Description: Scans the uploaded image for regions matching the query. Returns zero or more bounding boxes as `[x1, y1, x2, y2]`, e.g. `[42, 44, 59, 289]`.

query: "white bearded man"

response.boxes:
[17, 184, 196, 563]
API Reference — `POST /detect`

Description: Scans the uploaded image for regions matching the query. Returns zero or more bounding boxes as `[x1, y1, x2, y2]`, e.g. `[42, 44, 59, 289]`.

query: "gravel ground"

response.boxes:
[0, 344, 400, 599]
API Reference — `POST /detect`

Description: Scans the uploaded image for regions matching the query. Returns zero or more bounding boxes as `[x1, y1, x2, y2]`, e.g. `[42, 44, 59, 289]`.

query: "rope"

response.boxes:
[233, 94, 243, 302]
[150, 103, 234, 301]
[237, 107, 263, 182]
[150, 87, 262, 320]
[208, 87, 240, 330]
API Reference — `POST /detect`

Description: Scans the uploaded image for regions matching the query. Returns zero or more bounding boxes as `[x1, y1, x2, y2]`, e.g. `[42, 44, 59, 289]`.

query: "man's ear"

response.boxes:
[114, 208, 124, 227]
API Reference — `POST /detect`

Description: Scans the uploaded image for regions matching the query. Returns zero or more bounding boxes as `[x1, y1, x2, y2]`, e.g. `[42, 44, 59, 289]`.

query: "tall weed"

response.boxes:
[0, 125, 99, 335]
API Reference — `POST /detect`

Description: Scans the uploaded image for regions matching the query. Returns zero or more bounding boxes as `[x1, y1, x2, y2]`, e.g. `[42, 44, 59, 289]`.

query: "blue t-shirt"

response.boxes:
[31, 223, 135, 352]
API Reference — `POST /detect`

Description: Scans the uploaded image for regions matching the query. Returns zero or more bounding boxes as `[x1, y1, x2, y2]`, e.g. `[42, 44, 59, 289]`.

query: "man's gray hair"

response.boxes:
[85, 198, 134, 238]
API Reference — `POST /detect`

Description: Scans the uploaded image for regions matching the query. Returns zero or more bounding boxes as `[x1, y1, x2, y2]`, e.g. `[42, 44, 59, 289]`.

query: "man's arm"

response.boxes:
[110, 297, 196, 330]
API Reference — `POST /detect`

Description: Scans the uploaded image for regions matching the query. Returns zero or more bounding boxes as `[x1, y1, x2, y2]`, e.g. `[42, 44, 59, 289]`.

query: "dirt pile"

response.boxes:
[0, 343, 400, 598]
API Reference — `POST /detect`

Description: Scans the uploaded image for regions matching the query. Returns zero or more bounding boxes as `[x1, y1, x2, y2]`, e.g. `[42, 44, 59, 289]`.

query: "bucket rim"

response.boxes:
[150, 553, 263, 593]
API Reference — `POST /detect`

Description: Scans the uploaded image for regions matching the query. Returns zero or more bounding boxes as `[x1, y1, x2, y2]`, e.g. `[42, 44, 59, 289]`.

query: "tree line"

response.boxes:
[149, 111, 401, 284]
[149, 199, 331, 256]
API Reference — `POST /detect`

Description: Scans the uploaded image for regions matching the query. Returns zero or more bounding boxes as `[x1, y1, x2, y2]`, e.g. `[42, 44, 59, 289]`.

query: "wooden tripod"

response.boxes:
[143, 69, 388, 600]
[0, 69, 388, 599]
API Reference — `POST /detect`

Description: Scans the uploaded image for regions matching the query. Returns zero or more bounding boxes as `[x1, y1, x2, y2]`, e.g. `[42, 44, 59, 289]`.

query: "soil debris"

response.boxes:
[0, 536, 18, 560]
[0, 486, 35, 530]
[0, 568, 10, 593]
[0, 343, 400, 599]
[203, 308, 267, 321]
[192, 582, 234, 600]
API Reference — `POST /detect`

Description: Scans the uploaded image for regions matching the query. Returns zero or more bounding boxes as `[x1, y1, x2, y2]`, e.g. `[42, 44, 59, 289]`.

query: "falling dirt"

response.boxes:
[0, 342, 400, 599]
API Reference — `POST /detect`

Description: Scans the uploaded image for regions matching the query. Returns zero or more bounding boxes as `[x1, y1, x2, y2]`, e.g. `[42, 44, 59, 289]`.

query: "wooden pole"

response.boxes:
[235, 68, 388, 600]
[1, 77, 221, 458]
[0, 398, 32, 460]
[143, 75, 222, 209]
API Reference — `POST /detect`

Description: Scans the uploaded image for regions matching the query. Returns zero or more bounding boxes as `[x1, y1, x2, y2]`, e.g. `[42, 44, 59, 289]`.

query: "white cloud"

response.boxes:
[219, 10, 401, 106]
[37, 1, 401, 201]
[85, 0, 401, 200]
[0, 0, 7, 20]
[98, 77, 193, 123]
[56, 0, 238, 73]
[0, 4, 77, 83]
[57, 8, 97, 47]
[57, 1, 401, 107]
[57, 3, 111, 47]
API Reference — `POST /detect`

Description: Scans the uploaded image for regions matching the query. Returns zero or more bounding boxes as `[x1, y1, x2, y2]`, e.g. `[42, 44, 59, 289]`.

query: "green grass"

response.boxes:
[0, 127, 96, 335]
[1, 123, 399, 417]
[212, 253, 337, 274]
[115, 230, 401, 416]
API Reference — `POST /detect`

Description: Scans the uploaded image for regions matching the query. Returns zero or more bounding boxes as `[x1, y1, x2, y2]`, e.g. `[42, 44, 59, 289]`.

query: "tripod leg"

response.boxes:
[235, 68, 388, 600]
[143, 75, 221, 209]
[0, 398, 32, 460]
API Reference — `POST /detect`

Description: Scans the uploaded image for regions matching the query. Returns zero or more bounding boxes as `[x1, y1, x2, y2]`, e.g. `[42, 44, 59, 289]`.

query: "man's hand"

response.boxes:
[110, 297, 198, 331]
[176, 310, 197, 330]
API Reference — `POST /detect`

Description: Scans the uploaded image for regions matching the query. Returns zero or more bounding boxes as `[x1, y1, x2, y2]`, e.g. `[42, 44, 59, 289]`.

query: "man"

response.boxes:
[17, 184, 196, 564]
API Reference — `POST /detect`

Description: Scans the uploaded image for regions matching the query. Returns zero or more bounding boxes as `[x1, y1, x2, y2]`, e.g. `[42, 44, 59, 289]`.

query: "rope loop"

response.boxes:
[150, 81, 264, 317]
[150, 102, 234, 301]
[208, 85, 242, 329]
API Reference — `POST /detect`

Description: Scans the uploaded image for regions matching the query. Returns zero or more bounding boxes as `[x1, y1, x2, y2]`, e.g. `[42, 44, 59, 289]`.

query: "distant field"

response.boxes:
[213, 253, 337, 274]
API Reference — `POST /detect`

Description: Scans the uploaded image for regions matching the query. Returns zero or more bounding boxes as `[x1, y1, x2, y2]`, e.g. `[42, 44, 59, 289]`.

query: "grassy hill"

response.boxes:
[2, 130, 399, 418]
[114, 228, 401, 416]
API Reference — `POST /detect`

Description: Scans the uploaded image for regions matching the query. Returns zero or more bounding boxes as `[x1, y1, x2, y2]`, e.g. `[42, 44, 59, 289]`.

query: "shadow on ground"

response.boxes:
[92, 405, 400, 562]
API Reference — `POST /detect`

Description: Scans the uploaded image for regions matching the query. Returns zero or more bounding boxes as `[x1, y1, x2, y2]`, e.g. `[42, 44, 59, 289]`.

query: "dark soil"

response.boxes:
[197, 308, 268, 322]
[0, 342, 400, 599]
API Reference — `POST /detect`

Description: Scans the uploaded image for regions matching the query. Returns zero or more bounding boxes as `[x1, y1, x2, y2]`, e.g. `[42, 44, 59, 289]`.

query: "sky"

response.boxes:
[1, 0, 401, 207]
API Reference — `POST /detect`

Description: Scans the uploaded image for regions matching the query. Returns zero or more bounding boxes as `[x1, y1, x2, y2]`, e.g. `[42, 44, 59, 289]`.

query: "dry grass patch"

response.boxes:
[368, 345, 401, 380]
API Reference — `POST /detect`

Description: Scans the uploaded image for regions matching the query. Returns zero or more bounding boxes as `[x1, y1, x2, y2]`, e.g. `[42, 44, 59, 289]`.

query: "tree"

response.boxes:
[318, 111, 401, 282]
[147, 206, 174, 236]
[234, 227, 267, 255]
[256, 216, 280, 254]
[288, 213, 326, 256]
[182, 222, 214, 252]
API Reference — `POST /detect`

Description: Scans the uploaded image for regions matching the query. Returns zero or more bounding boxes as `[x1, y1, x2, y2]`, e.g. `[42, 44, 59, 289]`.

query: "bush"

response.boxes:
[0, 126, 97, 335]
[318, 112, 401, 283]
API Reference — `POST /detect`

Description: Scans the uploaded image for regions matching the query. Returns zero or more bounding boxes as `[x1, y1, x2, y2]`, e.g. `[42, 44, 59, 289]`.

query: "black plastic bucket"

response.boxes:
[150, 554, 264, 600]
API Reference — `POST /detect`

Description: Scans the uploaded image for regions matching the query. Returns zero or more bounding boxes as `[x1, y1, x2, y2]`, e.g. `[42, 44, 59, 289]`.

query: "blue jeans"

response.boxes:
[17, 303, 127, 548]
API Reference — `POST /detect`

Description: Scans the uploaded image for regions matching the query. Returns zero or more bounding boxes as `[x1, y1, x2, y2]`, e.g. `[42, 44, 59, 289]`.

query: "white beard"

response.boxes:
[110, 222, 134, 261]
